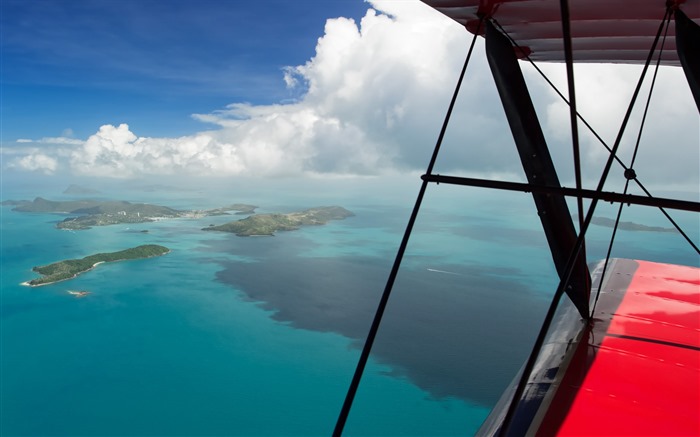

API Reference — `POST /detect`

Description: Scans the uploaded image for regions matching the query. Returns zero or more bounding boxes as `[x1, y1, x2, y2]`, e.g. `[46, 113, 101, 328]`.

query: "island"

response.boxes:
[574, 215, 677, 233]
[11, 197, 180, 215]
[6, 197, 257, 230]
[1, 200, 29, 206]
[23, 244, 170, 287]
[202, 206, 354, 236]
[199, 204, 258, 216]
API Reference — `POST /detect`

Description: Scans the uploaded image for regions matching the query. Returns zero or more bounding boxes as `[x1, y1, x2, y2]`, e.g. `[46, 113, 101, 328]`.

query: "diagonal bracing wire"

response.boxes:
[490, 19, 700, 256]
[498, 4, 674, 435]
[591, 11, 674, 317]
[332, 16, 485, 436]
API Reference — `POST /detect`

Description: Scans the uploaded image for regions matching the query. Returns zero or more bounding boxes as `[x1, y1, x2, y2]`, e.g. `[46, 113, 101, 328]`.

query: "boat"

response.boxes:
[333, 1, 700, 435]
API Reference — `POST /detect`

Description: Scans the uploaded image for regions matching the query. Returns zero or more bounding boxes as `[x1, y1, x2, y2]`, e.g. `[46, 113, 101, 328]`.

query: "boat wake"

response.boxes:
[426, 268, 462, 276]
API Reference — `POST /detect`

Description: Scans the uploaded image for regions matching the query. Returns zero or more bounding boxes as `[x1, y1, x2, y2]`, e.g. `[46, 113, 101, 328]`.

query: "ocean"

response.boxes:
[1, 176, 698, 436]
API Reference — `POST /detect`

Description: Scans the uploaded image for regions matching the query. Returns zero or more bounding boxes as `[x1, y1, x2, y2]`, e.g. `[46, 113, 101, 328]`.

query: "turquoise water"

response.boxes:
[1, 179, 697, 436]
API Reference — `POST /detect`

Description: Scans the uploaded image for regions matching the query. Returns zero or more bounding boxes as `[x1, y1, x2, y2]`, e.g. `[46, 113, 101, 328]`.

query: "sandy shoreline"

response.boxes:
[21, 251, 170, 287]
[20, 264, 98, 288]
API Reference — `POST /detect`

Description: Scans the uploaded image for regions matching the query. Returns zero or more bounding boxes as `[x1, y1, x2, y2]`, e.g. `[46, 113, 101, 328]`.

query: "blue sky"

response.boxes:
[2, 0, 369, 139]
[1, 0, 697, 193]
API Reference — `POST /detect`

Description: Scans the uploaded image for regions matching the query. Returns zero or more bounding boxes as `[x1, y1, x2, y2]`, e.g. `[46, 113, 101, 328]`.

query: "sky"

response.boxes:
[1, 0, 698, 195]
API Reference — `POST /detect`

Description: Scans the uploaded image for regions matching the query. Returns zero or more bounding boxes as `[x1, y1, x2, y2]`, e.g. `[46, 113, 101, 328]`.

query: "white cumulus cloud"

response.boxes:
[63, 3, 476, 179]
[69, 123, 245, 178]
[8, 153, 58, 174]
[4, 0, 698, 192]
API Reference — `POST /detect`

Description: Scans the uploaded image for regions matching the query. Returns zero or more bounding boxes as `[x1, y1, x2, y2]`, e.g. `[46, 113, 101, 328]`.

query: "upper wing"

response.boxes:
[421, 0, 700, 65]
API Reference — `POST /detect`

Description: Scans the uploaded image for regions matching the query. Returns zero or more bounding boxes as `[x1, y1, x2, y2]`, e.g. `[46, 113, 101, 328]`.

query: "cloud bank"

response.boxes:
[5, 0, 698, 191]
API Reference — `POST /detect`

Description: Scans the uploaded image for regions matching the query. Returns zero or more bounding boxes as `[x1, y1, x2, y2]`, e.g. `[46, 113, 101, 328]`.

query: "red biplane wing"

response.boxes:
[478, 259, 700, 435]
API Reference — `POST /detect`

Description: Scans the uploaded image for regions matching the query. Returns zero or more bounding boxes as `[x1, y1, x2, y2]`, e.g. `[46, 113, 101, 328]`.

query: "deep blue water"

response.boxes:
[1, 179, 697, 436]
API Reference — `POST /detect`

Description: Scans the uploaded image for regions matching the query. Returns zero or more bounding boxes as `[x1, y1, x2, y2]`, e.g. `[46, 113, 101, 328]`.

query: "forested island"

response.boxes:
[203, 206, 354, 236]
[3, 197, 257, 230]
[24, 244, 170, 286]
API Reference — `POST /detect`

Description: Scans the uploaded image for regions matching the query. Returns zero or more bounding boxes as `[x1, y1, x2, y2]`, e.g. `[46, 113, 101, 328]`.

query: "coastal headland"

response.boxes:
[24, 244, 170, 286]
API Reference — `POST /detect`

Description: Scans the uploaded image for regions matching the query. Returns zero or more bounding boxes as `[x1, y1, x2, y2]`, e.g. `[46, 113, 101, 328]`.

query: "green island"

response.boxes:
[24, 244, 170, 287]
[4, 197, 257, 230]
[203, 206, 354, 236]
